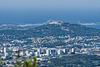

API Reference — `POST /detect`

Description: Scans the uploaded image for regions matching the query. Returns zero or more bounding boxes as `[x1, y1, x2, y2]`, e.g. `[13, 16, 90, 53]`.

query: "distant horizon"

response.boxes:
[0, 11, 100, 24]
[0, 20, 100, 29]
[0, 0, 100, 23]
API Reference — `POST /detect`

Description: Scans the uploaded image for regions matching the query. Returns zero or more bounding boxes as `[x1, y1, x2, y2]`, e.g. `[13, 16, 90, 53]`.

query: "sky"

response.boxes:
[0, 0, 100, 23]
[0, 0, 100, 10]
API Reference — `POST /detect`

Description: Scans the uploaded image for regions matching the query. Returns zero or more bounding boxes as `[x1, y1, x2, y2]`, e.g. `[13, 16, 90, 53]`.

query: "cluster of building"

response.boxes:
[0, 45, 76, 59]
[32, 48, 75, 57]
[0, 45, 76, 66]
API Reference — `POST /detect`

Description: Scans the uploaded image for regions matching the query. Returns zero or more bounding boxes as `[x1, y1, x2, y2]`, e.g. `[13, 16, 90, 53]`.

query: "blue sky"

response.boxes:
[0, 0, 100, 10]
[0, 0, 100, 23]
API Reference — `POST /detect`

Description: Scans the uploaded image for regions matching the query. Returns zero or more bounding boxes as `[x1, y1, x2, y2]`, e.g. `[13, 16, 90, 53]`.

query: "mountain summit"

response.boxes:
[48, 20, 64, 25]
[34, 21, 100, 37]
[1, 21, 100, 47]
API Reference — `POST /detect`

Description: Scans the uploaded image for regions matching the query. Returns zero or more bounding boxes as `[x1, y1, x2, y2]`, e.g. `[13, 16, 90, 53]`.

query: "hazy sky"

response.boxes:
[0, 0, 100, 23]
[0, 0, 100, 10]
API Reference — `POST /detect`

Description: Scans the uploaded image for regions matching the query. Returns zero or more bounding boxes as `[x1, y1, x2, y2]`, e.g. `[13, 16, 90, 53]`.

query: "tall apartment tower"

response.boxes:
[72, 48, 76, 53]
[57, 49, 62, 55]
[46, 49, 51, 56]
[65, 48, 69, 54]
[4, 47, 7, 57]
[4, 47, 6, 53]
[35, 52, 40, 57]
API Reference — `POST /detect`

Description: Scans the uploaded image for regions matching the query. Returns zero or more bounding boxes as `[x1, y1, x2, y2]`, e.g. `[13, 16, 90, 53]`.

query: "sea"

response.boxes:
[84, 25, 100, 29]
[0, 10, 100, 29]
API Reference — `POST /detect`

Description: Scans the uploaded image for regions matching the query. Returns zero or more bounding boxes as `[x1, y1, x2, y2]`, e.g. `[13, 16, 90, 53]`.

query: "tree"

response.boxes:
[33, 56, 37, 67]
[23, 56, 37, 67]
[16, 50, 21, 58]
[14, 55, 37, 67]
[0, 59, 2, 66]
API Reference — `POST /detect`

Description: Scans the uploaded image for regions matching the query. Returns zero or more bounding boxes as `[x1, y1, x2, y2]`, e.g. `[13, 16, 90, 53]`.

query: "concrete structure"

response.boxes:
[46, 49, 51, 56]
[72, 48, 75, 53]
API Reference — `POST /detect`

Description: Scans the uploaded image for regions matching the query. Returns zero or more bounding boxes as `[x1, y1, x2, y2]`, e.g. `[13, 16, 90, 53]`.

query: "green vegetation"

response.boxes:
[0, 22, 100, 47]
[14, 56, 37, 67]
[0, 59, 2, 66]
[38, 54, 100, 67]
[14, 49, 37, 67]
[16, 50, 22, 58]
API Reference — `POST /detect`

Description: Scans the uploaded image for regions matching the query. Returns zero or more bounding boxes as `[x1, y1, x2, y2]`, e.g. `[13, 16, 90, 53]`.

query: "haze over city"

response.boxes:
[1, 0, 100, 67]
[0, 0, 100, 23]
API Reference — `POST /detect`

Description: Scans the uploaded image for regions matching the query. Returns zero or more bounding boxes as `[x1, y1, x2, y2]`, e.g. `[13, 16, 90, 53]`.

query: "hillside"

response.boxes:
[38, 54, 100, 67]
[33, 21, 100, 37]
[0, 21, 100, 47]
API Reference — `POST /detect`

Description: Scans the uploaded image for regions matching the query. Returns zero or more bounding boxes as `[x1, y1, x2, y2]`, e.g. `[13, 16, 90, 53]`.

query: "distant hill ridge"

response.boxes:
[0, 20, 100, 37]
[33, 20, 100, 37]
[0, 20, 100, 47]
